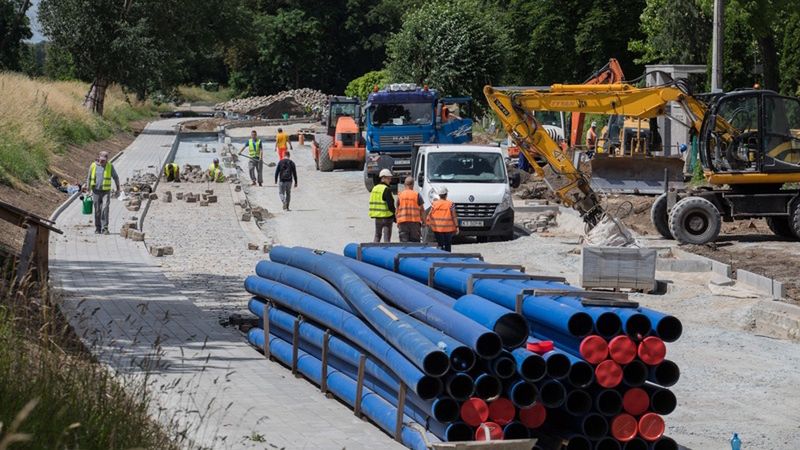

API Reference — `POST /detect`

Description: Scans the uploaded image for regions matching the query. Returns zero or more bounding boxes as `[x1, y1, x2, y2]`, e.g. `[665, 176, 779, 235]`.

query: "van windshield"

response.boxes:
[427, 152, 506, 183]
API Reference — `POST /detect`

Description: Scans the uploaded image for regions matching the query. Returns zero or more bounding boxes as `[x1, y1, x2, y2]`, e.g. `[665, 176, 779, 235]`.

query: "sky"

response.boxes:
[26, 0, 45, 43]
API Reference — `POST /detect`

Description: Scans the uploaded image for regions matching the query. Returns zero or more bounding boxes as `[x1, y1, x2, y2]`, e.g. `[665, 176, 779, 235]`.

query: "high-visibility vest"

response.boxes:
[248, 139, 262, 158]
[586, 129, 597, 147]
[396, 189, 422, 224]
[208, 163, 224, 182]
[89, 162, 113, 191]
[428, 199, 457, 233]
[164, 163, 178, 176]
[369, 184, 393, 218]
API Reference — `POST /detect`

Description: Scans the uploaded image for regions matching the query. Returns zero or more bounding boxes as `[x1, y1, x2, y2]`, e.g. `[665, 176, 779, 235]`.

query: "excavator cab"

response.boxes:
[701, 90, 800, 181]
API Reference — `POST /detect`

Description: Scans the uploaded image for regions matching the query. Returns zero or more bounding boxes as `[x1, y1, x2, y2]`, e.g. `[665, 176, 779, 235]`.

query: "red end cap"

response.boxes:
[460, 397, 489, 427]
[608, 335, 638, 365]
[638, 336, 667, 366]
[622, 388, 650, 416]
[595, 360, 623, 388]
[519, 402, 547, 429]
[638, 413, 666, 441]
[475, 422, 504, 441]
[488, 398, 516, 426]
[527, 340, 554, 354]
[611, 414, 639, 442]
[578, 335, 609, 364]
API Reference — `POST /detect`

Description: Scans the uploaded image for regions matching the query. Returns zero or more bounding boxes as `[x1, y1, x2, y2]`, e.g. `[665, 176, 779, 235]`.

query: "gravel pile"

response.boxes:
[216, 88, 329, 118]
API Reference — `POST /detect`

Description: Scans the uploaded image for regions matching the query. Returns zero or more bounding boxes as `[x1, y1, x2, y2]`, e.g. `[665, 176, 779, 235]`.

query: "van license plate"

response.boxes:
[461, 220, 484, 227]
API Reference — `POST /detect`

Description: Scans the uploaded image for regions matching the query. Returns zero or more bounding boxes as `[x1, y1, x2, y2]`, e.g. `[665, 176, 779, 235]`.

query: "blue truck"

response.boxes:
[363, 83, 473, 191]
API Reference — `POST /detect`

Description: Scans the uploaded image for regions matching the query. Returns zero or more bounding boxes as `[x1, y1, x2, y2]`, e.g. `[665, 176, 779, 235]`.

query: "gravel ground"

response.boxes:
[142, 128, 800, 450]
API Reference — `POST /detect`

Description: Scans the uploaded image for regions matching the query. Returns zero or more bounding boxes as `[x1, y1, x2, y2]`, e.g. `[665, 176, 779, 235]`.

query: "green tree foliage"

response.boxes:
[345, 70, 390, 100]
[0, 0, 32, 71]
[386, 0, 508, 100]
[779, 12, 800, 95]
[628, 0, 711, 65]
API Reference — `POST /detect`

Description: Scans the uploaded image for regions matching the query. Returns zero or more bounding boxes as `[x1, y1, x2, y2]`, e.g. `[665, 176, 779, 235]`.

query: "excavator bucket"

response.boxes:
[589, 154, 686, 194]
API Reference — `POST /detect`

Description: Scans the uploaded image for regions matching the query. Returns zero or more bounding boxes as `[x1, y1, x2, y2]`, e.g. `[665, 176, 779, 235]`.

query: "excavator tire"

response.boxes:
[650, 193, 673, 240]
[790, 201, 800, 239]
[668, 196, 721, 245]
[766, 216, 798, 239]
[317, 135, 335, 172]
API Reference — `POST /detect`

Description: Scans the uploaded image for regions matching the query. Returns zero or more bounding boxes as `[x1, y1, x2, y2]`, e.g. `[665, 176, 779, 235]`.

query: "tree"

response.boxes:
[345, 70, 390, 100]
[628, 0, 711, 65]
[779, 12, 800, 95]
[0, 0, 32, 71]
[386, 0, 508, 101]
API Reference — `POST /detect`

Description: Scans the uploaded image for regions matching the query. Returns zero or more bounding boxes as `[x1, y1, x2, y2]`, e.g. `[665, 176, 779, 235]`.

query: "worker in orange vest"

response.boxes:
[396, 177, 426, 242]
[428, 187, 459, 252]
[586, 121, 598, 157]
[275, 127, 293, 160]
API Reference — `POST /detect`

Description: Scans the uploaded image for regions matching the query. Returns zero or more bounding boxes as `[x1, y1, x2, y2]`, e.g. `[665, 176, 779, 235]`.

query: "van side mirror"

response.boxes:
[509, 172, 521, 188]
[417, 173, 424, 187]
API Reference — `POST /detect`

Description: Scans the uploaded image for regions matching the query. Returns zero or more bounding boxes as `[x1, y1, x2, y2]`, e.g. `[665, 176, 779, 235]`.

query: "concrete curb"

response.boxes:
[138, 125, 183, 232]
[750, 299, 800, 340]
[668, 247, 733, 277]
[737, 269, 785, 299]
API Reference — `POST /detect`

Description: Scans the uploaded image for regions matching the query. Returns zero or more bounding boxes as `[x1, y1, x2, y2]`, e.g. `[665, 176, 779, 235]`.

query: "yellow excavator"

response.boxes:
[484, 82, 800, 244]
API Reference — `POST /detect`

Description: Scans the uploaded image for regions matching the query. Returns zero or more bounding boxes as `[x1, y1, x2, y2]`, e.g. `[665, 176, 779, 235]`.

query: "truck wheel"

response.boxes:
[766, 217, 797, 239]
[363, 165, 375, 192]
[790, 201, 800, 239]
[317, 135, 335, 172]
[650, 193, 674, 239]
[668, 197, 721, 245]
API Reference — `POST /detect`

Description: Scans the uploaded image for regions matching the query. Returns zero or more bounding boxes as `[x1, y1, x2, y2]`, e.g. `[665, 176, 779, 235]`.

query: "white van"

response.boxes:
[412, 144, 517, 242]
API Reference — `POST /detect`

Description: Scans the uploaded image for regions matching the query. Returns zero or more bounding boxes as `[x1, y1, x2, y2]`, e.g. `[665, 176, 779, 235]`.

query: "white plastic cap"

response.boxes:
[591, 122, 597, 127]
[438, 186, 448, 195]
[379, 169, 393, 178]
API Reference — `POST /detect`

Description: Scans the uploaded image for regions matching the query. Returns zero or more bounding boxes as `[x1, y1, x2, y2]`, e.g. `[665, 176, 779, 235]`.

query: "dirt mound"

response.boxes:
[216, 88, 328, 118]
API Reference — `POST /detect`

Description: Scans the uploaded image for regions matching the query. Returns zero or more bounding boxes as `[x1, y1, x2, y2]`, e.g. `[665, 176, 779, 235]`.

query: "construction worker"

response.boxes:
[208, 158, 225, 182]
[164, 162, 180, 182]
[586, 122, 598, 157]
[275, 127, 293, 161]
[274, 150, 298, 211]
[239, 130, 263, 186]
[396, 176, 425, 242]
[369, 169, 395, 243]
[428, 187, 459, 252]
[84, 151, 121, 235]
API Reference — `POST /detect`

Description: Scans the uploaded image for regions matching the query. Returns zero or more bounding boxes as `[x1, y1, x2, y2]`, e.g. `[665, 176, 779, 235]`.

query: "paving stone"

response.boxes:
[176, 192, 184, 200]
[248, 243, 259, 250]
[242, 212, 251, 222]
[207, 195, 217, 203]
[199, 201, 209, 207]
[163, 191, 172, 203]
[149, 245, 164, 257]
[162, 246, 174, 256]
[148, 193, 158, 200]
[128, 230, 145, 241]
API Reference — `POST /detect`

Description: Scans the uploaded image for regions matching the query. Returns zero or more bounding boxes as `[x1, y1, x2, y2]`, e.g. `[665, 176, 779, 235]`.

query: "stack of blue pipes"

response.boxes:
[243, 244, 683, 450]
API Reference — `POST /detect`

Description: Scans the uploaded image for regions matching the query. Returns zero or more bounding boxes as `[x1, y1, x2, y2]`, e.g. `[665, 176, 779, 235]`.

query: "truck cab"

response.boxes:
[363, 83, 472, 191]
[412, 145, 515, 241]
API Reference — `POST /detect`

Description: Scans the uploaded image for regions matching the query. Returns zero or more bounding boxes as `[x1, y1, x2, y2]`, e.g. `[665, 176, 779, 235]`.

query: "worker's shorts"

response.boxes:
[398, 222, 422, 243]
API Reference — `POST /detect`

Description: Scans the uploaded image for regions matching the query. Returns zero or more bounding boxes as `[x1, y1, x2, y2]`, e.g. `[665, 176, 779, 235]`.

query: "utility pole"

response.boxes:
[711, 0, 724, 92]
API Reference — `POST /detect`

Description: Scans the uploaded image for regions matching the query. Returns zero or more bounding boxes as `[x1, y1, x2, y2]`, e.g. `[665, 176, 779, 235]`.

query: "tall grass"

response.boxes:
[0, 277, 178, 450]
[177, 85, 234, 104]
[0, 72, 165, 185]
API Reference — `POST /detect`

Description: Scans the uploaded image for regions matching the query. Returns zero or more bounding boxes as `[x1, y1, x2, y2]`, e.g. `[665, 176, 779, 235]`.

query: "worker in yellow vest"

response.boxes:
[428, 187, 459, 252]
[275, 127, 293, 161]
[164, 163, 180, 182]
[84, 151, 121, 235]
[368, 169, 395, 243]
[396, 176, 425, 242]
[207, 158, 225, 182]
[238, 130, 263, 186]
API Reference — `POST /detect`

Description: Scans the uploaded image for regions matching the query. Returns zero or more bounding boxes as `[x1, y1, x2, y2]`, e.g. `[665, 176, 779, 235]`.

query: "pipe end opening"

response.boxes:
[596, 312, 623, 337]
[538, 380, 566, 408]
[450, 346, 476, 372]
[423, 350, 450, 377]
[568, 360, 596, 388]
[623, 360, 648, 387]
[625, 313, 652, 337]
[568, 312, 594, 337]
[545, 352, 570, 379]
[565, 389, 592, 416]
[494, 313, 529, 348]
[520, 353, 546, 382]
[416, 375, 443, 400]
[656, 316, 683, 342]
[475, 332, 503, 359]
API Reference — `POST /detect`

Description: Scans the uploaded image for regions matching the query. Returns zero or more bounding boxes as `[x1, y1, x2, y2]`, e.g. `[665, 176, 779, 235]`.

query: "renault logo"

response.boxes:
[468, 195, 475, 202]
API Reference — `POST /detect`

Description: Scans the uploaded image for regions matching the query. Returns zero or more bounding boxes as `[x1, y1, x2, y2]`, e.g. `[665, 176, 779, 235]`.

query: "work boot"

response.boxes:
[251, 181, 257, 186]
[102, 227, 110, 235]
[258, 182, 262, 187]
[95, 229, 101, 234]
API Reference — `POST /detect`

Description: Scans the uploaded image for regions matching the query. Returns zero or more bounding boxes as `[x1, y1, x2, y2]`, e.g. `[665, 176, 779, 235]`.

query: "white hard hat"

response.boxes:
[591, 122, 597, 127]
[438, 186, 448, 195]
[379, 169, 393, 178]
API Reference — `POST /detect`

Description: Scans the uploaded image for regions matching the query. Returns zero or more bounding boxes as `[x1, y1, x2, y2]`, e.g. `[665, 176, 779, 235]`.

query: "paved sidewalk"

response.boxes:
[50, 120, 401, 449]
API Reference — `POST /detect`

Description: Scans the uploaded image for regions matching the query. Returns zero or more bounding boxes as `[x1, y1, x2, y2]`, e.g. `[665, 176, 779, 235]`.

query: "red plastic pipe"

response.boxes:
[608, 335, 637, 364]
[519, 402, 547, 429]
[488, 398, 516, 426]
[611, 413, 639, 442]
[622, 387, 650, 416]
[638, 412, 665, 441]
[460, 397, 489, 427]
[475, 421, 503, 441]
[595, 359, 623, 388]
[638, 336, 667, 365]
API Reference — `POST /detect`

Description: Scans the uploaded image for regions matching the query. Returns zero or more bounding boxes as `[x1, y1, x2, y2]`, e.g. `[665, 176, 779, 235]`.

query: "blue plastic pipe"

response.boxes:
[309, 249, 505, 358]
[247, 328, 434, 449]
[245, 284, 441, 400]
[452, 294, 529, 348]
[637, 307, 682, 342]
[510, 348, 546, 382]
[255, 259, 476, 371]
[260, 302, 454, 421]
[342, 244, 594, 337]
[268, 246, 450, 376]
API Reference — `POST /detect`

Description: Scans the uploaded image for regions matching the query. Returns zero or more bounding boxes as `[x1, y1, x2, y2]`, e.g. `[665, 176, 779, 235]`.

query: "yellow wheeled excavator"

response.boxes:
[484, 82, 800, 244]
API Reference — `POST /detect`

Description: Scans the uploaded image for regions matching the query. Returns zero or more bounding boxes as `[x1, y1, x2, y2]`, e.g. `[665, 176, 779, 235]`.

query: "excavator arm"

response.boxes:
[570, 58, 625, 147]
[484, 83, 719, 227]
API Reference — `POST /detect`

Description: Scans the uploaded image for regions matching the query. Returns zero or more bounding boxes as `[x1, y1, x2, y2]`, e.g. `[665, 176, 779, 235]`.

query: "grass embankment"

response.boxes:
[0, 72, 165, 188]
[177, 85, 234, 104]
[0, 279, 178, 450]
